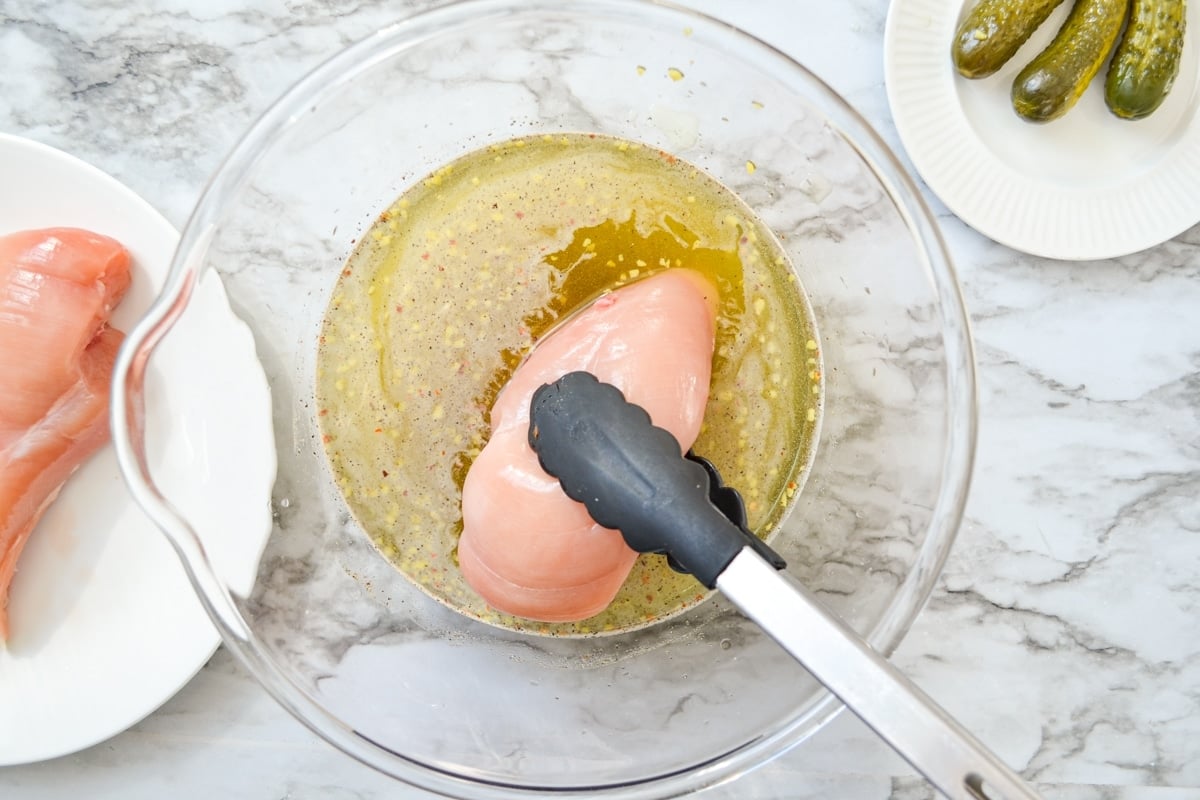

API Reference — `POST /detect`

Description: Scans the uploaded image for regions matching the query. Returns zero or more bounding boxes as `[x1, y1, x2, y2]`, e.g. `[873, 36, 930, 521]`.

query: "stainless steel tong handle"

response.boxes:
[718, 549, 1038, 800]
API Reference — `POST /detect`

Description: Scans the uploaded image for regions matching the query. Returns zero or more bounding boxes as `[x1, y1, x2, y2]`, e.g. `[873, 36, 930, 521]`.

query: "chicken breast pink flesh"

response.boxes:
[0, 228, 131, 641]
[458, 268, 718, 622]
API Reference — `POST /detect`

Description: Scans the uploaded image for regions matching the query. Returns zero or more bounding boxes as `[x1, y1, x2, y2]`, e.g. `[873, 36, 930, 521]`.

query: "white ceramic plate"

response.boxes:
[0, 134, 275, 765]
[885, 0, 1200, 260]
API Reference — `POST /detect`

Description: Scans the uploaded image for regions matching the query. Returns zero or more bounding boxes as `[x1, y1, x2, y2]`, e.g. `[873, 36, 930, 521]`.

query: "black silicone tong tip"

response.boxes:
[684, 452, 747, 529]
[682, 451, 784, 571]
[527, 371, 785, 589]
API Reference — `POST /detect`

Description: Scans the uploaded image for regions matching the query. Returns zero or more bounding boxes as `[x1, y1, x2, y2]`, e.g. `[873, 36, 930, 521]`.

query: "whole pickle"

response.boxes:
[1105, 0, 1187, 119]
[953, 0, 1069, 78]
[1012, 0, 1130, 122]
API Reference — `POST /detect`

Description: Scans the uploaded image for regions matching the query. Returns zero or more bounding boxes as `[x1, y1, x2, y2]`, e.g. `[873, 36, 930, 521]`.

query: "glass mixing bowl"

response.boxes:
[112, 1, 977, 797]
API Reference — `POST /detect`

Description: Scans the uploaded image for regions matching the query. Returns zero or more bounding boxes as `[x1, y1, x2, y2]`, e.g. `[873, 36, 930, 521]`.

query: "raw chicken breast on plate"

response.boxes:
[0, 227, 131, 640]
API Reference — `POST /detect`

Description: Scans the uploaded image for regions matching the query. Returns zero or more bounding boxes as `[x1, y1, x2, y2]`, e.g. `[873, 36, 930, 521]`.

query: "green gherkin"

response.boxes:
[952, 0, 1069, 78]
[1012, 0, 1130, 122]
[1105, 0, 1187, 119]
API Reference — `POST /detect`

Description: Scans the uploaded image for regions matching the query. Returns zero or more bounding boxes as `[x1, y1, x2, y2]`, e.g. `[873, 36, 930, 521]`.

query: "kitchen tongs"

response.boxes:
[528, 372, 1040, 800]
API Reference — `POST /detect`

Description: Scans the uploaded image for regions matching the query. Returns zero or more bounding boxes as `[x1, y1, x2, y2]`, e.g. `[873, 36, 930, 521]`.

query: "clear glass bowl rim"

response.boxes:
[110, 0, 979, 797]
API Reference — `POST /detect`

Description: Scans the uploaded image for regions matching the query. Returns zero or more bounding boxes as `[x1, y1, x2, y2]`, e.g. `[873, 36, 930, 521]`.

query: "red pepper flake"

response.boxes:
[448, 239, 456, 246]
[342, 268, 352, 277]
[740, 236, 748, 244]
[515, 211, 525, 220]
[379, 211, 391, 222]
[322, 434, 333, 443]
[318, 408, 328, 417]
[395, 305, 404, 313]
[421, 252, 430, 260]
[645, 594, 654, 603]
[374, 427, 383, 433]
[381, 469, 389, 477]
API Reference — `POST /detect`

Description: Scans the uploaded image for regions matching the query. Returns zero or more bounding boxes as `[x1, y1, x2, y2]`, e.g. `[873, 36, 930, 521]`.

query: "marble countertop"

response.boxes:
[3, 1, 1198, 798]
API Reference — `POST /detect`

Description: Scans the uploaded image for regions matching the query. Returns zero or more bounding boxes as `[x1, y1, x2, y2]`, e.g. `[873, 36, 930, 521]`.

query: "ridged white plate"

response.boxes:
[0, 134, 275, 764]
[885, 0, 1200, 260]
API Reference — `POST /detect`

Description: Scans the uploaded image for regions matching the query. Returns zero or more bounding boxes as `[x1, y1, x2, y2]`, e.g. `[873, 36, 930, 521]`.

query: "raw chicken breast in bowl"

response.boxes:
[458, 269, 719, 623]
